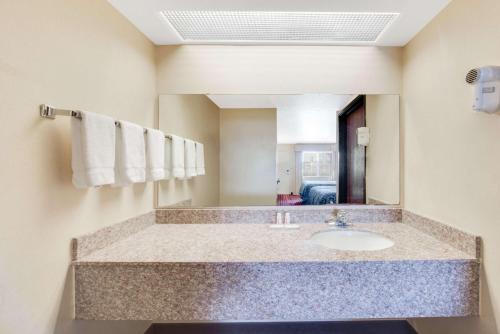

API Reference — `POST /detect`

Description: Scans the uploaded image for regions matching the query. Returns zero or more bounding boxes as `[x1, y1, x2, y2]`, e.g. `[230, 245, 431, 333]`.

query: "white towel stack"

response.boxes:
[184, 139, 197, 179]
[195, 142, 205, 176]
[70, 112, 206, 187]
[114, 120, 146, 186]
[71, 111, 116, 188]
[170, 135, 185, 179]
[145, 128, 165, 181]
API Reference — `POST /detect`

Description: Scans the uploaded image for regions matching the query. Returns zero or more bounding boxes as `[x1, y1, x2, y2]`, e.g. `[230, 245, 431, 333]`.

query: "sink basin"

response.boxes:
[309, 229, 395, 251]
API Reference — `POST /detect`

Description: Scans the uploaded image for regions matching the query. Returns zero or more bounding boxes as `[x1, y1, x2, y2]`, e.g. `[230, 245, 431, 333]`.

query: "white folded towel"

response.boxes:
[145, 128, 165, 181]
[170, 135, 185, 179]
[71, 111, 115, 188]
[184, 139, 197, 179]
[114, 120, 146, 186]
[195, 142, 205, 176]
[163, 137, 172, 180]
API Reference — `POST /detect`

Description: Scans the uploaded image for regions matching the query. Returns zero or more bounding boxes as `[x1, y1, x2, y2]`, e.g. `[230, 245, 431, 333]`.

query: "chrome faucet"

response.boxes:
[325, 209, 350, 227]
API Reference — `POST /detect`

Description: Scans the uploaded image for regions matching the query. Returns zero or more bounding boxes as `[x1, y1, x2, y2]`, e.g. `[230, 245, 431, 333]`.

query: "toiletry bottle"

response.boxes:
[284, 212, 291, 225]
[276, 212, 283, 225]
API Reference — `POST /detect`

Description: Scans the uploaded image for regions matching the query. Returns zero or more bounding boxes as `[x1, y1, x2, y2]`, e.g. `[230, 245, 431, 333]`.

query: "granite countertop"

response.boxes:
[74, 223, 475, 265]
[74, 211, 480, 321]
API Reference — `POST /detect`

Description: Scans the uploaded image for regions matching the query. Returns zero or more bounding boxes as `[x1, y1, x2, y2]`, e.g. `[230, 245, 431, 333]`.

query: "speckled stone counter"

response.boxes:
[74, 221, 479, 321]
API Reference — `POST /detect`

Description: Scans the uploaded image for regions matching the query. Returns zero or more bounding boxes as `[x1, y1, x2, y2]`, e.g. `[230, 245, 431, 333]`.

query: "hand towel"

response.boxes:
[163, 137, 172, 180]
[171, 135, 185, 179]
[184, 139, 197, 179]
[114, 120, 146, 186]
[145, 128, 165, 181]
[195, 142, 205, 176]
[71, 111, 115, 188]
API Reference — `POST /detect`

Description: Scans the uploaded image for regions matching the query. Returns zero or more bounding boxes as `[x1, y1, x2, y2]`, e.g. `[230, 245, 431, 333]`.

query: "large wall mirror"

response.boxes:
[157, 94, 399, 207]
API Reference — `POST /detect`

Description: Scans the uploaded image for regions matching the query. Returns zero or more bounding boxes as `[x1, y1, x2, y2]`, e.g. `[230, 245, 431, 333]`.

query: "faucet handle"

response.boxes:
[336, 209, 351, 227]
[337, 209, 346, 221]
[325, 210, 338, 224]
[325, 209, 350, 227]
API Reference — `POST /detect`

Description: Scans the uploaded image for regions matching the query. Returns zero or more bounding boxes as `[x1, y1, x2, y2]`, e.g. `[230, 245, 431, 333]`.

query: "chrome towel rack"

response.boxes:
[40, 104, 82, 120]
[39, 104, 172, 139]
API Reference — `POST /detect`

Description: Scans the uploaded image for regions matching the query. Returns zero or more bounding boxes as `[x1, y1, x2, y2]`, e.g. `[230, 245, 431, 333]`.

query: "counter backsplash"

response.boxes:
[155, 205, 402, 225]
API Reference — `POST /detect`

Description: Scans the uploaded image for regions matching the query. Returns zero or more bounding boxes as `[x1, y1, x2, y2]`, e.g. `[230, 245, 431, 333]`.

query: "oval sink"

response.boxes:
[309, 229, 394, 251]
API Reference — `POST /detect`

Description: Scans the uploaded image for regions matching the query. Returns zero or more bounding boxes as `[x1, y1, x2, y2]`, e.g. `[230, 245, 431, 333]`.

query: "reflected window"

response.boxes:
[302, 151, 334, 180]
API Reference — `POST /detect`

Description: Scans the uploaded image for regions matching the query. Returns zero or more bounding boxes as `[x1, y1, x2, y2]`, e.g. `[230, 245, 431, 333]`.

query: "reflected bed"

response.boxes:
[307, 185, 337, 205]
[300, 181, 337, 205]
[277, 181, 337, 206]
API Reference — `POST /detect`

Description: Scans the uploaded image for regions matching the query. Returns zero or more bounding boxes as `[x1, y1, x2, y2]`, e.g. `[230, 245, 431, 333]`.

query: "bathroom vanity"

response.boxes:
[72, 207, 479, 321]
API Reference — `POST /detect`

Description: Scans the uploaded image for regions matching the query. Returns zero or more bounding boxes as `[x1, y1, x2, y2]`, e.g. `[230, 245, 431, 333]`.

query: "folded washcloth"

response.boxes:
[184, 139, 197, 179]
[145, 128, 165, 181]
[71, 111, 115, 188]
[113, 120, 146, 186]
[195, 142, 205, 176]
[170, 134, 185, 179]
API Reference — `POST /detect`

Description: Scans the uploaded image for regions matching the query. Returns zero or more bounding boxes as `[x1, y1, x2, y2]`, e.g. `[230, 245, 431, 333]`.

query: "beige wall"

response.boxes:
[0, 1, 156, 334]
[156, 45, 402, 95]
[158, 95, 220, 207]
[366, 95, 400, 205]
[220, 109, 277, 206]
[402, 0, 500, 332]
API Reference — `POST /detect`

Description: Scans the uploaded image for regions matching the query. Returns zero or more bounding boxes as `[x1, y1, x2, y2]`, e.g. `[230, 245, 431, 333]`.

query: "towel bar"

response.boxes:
[39, 104, 173, 139]
[40, 104, 82, 120]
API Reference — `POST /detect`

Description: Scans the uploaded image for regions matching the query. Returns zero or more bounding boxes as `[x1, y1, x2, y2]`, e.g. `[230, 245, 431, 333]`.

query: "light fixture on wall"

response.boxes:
[160, 11, 399, 44]
[466, 66, 500, 113]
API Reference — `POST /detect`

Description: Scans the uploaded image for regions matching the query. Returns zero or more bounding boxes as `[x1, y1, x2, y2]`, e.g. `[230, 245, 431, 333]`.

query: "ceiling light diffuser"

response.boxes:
[160, 11, 399, 43]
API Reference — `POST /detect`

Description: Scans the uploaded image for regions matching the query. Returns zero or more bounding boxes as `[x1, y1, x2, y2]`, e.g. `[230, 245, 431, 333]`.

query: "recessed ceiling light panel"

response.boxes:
[160, 11, 399, 43]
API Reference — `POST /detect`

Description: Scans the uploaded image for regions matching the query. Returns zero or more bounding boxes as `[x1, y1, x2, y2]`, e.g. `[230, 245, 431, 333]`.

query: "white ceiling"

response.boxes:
[107, 0, 451, 46]
[207, 94, 354, 144]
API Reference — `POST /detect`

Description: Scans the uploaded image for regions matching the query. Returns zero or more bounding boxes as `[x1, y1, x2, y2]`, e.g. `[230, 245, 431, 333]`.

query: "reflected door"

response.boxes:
[338, 96, 366, 204]
[277, 145, 295, 194]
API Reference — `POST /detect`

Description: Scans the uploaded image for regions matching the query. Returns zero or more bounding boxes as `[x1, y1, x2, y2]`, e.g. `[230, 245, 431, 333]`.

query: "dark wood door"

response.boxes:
[338, 96, 366, 204]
